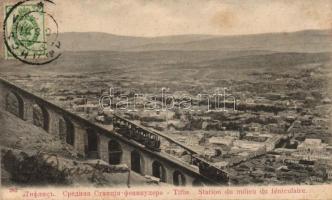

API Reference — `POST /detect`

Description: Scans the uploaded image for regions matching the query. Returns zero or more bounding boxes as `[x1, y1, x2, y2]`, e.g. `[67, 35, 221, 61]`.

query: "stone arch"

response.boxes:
[108, 140, 122, 165]
[131, 150, 144, 174]
[152, 160, 166, 182]
[32, 103, 49, 132]
[86, 128, 100, 158]
[5, 91, 24, 119]
[59, 117, 75, 146]
[173, 170, 186, 186]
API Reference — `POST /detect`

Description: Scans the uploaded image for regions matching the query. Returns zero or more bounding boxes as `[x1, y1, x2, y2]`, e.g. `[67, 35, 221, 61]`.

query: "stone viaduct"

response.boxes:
[0, 78, 229, 186]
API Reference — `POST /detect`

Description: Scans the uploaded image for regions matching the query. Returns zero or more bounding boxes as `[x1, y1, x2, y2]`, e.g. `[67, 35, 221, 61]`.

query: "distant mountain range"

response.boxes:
[59, 29, 332, 53]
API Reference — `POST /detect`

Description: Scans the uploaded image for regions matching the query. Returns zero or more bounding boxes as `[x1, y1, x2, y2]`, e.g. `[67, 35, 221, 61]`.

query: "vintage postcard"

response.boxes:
[0, 0, 332, 200]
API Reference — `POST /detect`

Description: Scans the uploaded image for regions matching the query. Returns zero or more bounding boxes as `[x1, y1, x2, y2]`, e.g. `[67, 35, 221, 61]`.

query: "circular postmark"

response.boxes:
[3, 0, 61, 65]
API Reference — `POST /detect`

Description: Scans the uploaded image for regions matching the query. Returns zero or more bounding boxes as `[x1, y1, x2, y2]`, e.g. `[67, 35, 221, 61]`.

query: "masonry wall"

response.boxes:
[0, 79, 214, 186]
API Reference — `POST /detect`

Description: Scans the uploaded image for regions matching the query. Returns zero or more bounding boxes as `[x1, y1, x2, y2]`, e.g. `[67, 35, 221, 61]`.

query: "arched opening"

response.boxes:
[59, 117, 75, 146]
[131, 150, 143, 174]
[192, 178, 204, 187]
[152, 161, 166, 182]
[108, 140, 122, 165]
[32, 103, 49, 132]
[5, 92, 24, 119]
[173, 170, 186, 186]
[86, 128, 99, 159]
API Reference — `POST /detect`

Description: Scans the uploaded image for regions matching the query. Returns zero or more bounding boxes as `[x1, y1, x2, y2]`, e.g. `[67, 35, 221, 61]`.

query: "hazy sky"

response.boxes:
[54, 0, 332, 36]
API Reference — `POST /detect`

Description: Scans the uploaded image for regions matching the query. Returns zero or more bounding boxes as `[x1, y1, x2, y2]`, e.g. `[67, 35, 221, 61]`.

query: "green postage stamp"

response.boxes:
[3, 0, 61, 65]
[4, 3, 46, 59]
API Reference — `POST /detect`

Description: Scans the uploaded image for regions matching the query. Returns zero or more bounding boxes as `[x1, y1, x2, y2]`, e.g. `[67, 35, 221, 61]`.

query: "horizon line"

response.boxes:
[57, 28, 331, 38]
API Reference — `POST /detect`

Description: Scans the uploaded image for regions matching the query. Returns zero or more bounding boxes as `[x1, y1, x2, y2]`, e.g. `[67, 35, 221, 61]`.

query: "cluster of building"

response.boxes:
[275, 138, 332, 181]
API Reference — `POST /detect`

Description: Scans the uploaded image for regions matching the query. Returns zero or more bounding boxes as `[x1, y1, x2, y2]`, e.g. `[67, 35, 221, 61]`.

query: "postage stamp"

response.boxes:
[3, 0, 61, 65]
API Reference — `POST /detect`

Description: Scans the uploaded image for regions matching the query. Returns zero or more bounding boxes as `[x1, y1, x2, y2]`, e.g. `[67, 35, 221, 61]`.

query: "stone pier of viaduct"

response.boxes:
[0, 78, 228, 186]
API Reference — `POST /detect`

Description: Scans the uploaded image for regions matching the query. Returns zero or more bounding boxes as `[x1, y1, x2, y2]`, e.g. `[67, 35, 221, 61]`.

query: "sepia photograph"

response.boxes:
[0, 0, 332, 199]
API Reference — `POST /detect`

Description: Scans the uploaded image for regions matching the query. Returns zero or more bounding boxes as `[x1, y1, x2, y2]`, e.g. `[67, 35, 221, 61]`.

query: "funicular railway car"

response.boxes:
[192, 155, 229, 184]
[113, 114, 228, 184]
[113, 115, 161, 151]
